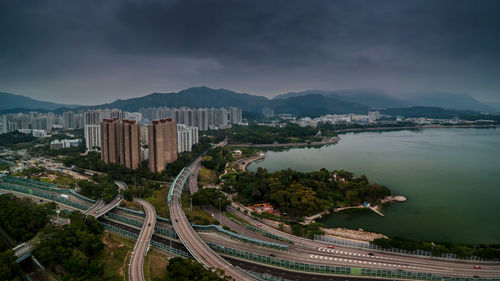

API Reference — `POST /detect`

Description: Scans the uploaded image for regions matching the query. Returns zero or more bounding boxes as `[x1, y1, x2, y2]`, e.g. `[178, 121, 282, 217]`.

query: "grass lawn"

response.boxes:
[50, 172, 78, 188]
[100, 232, 135, 281]
[144, 249, 172, 280]
[120, 199, 141, 211]
[145, 189, 170, 218]
[197, 167, 214, 187]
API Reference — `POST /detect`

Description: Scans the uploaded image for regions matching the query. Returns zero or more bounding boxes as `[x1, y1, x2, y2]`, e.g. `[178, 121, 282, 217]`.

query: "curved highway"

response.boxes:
[83, 198, 104, 216]
[84, 181, 126, 218]
[95, 194, 124, 218]
[169, 154, 254, 281]
[128, 198, 157, 281]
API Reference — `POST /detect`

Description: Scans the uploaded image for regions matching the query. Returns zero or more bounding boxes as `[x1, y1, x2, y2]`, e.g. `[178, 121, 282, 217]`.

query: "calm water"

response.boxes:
[248, 128, 500, 244]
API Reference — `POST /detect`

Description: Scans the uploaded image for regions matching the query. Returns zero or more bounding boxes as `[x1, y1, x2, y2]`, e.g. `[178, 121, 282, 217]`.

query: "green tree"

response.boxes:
[192, 188, 230, 211]
[0, 194, 55, 242]
[162, 257, 231, 281]
[0, 250, 23, 281]
[34, 212, 105, 280]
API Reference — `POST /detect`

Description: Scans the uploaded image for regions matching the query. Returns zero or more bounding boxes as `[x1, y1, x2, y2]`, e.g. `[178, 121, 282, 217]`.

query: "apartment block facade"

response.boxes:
[148, 118, 178, 173]
[100, 118, 141, 170]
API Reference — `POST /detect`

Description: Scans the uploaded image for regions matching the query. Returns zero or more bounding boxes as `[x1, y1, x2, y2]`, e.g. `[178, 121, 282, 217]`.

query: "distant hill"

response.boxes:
[97, 87, 369, 116]
[96, 87, 269, 112]
[0, 92, 78, 112]
[2, 87, 496, 117]
[483, 101, 500, 112]
[270, 94, 369, 117]
[275, 89, 494, 112]
[405, 92, 493, 112]
[275, 89, 409, 109]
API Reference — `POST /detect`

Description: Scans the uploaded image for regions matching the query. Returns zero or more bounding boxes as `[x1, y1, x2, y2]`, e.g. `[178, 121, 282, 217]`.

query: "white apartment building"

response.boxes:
[0, 115, 7, 134]
[50, 139, 82, 150]
[84, 124, 101, 150]
[177, 124, 199, 153]
[229, 107, 242, 124]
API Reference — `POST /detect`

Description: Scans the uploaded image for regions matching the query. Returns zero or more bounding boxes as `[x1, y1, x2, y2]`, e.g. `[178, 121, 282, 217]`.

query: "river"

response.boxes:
[248, 128, 500, 244]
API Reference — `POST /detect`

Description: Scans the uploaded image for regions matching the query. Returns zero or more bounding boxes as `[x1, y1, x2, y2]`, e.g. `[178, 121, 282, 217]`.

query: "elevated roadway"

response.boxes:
[169, 156, 254, 280]
[94, 194, 124, 218]
[83, 198, 104, 216]
[84, 181, 126, 218]
[13, 241, 36, 263]
[128, 198, 157, 281]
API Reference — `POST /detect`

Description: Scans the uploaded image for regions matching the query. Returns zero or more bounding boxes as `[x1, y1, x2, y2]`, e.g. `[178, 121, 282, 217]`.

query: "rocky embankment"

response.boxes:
[321, 227, 388, 242]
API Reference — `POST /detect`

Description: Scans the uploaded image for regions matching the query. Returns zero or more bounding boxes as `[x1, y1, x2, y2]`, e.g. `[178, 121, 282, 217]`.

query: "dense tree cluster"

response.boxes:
[201, 147, 232, 173]
[0, 194, 55, 242]
[29, 142, 86, 157]
[0, 131, 36, 147]
[160, 257, 231, 281]
[290, 222, 325, 239]
[373, 237, 500, 260]
[34, 212, 105, 280]
[208, 123, 323, 144]
[192, 188, 230, 211]
[0, 162, 10, 171]
[0, 250, 23, 281]
[77, 175, 119, 203]
[225, 168, 391, 218]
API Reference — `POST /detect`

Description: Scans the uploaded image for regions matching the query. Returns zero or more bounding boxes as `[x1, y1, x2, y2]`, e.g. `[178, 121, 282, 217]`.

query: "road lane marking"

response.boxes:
[310, 254, 426, 270]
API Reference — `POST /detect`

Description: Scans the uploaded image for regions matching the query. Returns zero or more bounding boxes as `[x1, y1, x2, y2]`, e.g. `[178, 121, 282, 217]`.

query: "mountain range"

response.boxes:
[0, 92, 79, 111]
[275, 89, 495, 112]
[0, 87, 497, 117]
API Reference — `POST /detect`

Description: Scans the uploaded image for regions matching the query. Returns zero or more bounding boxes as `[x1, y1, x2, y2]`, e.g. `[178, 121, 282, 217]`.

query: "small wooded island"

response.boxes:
[223, 168, 392, 219]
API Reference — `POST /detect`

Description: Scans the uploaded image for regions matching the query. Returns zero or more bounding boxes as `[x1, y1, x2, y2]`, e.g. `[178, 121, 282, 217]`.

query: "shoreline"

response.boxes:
[230, 136, 340, 148]
[233, 153, 267, 172]
[334, 124, 499, 134]
[304, 195, 407, 224]
[229, 124, 498, 149]
[229, 125, 498, 244]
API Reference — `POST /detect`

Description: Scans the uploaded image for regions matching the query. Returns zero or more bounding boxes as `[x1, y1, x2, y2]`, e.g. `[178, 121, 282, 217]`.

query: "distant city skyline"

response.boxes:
[1, 0, 499, 104]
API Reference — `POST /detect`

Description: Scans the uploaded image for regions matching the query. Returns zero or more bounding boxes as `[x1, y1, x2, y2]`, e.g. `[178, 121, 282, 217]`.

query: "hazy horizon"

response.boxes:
[1, 0, 499, 105]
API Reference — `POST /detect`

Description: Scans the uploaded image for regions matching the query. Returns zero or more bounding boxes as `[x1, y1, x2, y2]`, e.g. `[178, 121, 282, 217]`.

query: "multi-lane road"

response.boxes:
[84, 181, 126, 218]
[128, 198, 157, 281]
[170, 155, 255, 281]
[83, 198, 105, 216]
[220, 205, 500, 278]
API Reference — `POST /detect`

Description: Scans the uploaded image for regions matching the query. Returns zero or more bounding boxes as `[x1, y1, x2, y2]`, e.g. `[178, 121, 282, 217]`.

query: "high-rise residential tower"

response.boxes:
[177, 124, 199, 153]
[0, 115, 9, 134]
[100, 118, 141, 170]
[84, 124, 101, 151]
[148, 118, 178, 173]
[229, 107, 242, 124]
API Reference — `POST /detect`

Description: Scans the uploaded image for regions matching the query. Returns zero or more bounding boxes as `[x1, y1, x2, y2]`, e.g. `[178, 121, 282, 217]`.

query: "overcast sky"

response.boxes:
[1, 0, 499, 105]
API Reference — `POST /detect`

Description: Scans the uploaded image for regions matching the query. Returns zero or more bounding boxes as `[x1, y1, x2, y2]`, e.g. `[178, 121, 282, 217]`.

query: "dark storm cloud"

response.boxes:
[0, 0, 499, 104]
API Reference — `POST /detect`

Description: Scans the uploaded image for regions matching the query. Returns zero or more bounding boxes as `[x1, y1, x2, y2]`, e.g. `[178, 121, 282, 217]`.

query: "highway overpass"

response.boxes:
[84, 181, 126, 218]
[128, 198, 157, 281]
[169, 162, 255, 280]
